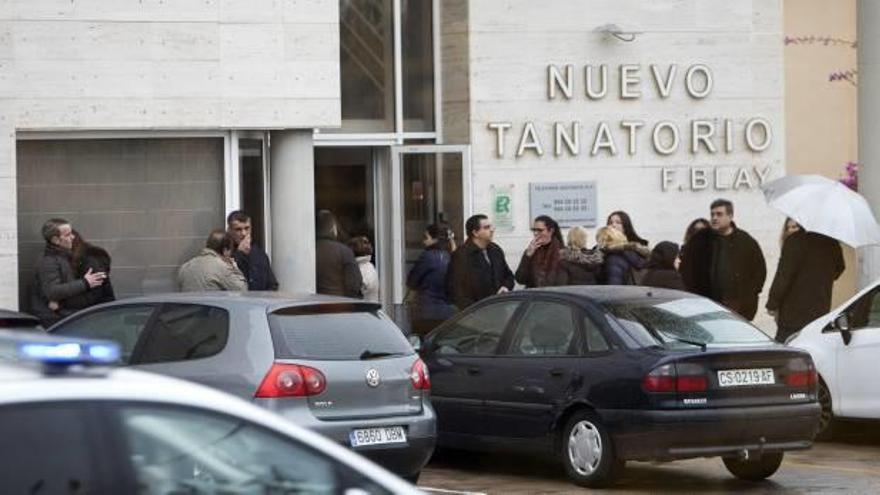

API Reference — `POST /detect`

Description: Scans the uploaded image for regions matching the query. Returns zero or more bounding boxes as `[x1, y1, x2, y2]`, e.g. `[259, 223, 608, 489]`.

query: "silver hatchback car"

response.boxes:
[48, 292, 436, 481]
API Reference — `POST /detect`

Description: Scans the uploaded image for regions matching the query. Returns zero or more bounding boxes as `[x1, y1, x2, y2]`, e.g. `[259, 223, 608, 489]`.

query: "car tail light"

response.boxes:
[785, 368, 818, 388]
[642, 363, 707, 393]
[643, 364, 676, 392]
[255, 363, 326, 398]
[410, 358, 431, 390]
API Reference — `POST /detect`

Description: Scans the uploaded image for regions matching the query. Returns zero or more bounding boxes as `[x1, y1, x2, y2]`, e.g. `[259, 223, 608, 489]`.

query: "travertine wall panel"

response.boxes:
[467, 0, 785, 332]
[0, 0, 341, 309]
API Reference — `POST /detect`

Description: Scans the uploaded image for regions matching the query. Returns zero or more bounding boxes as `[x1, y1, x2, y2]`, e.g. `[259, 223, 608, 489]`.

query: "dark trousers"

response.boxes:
[774, 324, 801, 344]
[412, 319, 445, 337]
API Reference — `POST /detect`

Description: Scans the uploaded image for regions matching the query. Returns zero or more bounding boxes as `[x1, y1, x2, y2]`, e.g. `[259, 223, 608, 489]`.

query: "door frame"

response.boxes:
[230, 130, 271, 258]
[390, 144, 472, 304]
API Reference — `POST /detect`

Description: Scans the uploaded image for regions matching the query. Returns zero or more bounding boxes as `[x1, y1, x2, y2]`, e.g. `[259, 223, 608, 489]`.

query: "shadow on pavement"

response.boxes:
[427, 448, 789, 493]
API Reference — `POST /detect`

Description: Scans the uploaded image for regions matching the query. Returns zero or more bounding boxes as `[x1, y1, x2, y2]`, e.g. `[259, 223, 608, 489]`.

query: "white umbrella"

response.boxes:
[762, 174, 880, 248]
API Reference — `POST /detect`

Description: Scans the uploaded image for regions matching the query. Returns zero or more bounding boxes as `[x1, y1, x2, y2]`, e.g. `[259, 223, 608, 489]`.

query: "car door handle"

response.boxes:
[466, 366, 481, 376]
[514, 384, 545, 394]
[549, 368, 565, 377]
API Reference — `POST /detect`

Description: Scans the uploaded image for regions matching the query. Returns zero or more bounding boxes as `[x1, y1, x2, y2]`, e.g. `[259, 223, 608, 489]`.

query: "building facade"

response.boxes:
[1, 0, 859, 331]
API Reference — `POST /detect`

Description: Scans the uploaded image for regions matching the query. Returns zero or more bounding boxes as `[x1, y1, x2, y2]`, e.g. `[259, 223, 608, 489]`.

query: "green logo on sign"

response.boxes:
[495, 195, 510, 214]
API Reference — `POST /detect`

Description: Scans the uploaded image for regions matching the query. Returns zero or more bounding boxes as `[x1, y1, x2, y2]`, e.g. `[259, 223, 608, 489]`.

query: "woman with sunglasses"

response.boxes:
[515, 215, 566, 288]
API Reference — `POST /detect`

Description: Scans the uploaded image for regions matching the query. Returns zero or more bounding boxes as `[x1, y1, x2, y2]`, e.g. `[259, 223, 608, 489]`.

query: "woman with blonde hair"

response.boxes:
[597, 226, 647, 285]
[559, 226, 604, 285]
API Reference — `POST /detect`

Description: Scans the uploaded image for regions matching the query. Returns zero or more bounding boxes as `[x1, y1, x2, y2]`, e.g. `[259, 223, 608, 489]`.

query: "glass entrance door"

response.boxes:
[391, 145, 471, 304]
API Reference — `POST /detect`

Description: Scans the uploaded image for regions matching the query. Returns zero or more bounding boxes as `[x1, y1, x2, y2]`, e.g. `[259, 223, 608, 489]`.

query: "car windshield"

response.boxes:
[268, 309, 414, 360]
[604, 297, 772, 348]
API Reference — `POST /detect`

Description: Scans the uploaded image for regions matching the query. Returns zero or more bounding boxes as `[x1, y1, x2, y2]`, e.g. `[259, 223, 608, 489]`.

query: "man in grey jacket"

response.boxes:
[178, 230, 248, 292]
[30, 218, 107, 327]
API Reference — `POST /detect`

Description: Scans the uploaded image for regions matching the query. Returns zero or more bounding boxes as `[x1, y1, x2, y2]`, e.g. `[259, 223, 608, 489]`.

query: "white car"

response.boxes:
[0, 331, 420, 494]
[787, 281, 880, 438]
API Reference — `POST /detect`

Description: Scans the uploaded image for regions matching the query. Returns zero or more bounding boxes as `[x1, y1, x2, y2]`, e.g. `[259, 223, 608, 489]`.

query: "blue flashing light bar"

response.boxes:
[18, 340, 120, 365]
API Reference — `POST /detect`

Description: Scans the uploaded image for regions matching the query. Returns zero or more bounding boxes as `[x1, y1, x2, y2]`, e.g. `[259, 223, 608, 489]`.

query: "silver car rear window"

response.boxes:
[268, 309, 414, 360]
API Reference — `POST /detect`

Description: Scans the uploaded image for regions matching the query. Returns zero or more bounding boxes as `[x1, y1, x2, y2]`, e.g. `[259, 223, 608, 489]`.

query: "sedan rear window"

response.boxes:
[268, 310, 414, 360]
[604, 297, 771, 348]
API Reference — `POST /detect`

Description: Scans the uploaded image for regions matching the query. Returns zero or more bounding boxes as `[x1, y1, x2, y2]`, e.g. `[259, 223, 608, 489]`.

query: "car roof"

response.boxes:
[0, 310, 39, 324]
[89, 291, 382, 313]
[0, 359, 416, 493]
[516, 285, 700, 305]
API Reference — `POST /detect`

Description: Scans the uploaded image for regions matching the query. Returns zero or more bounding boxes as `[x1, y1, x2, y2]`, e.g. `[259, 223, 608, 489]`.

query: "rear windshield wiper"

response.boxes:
[656, 330, 707, 352]
[359, 350, 404, 360]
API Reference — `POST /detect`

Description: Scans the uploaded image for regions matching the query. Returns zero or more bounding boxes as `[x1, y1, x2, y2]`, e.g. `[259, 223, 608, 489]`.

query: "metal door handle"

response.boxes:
[466, 366, 481, 375]
[549, 368, 565, 377]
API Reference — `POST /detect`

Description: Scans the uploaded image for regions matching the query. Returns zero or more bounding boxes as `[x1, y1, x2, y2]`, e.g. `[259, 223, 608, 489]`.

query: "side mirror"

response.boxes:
[408, 335, 422, 352]
[833, 314, 853, 345]
[833, 313, 850, 332]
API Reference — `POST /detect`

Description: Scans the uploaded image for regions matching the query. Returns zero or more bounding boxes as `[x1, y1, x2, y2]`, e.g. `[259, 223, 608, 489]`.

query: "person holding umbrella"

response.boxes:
[766, 218, 845, 343]
[761, 174, 880, 342]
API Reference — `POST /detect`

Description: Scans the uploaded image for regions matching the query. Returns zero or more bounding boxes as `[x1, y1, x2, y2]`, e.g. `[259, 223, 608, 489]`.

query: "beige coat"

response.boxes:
[178, 248, 247, 292]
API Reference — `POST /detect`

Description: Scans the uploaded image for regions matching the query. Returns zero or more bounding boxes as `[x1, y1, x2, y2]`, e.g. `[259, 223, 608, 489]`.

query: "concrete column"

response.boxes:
[270, 130, 316, 293]
[858, 0, 880, 288]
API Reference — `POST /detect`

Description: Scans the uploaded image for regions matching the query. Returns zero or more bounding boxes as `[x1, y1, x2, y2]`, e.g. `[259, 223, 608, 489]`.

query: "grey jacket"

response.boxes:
[30, 244, 89, 327]
[177, 249, 248, 292]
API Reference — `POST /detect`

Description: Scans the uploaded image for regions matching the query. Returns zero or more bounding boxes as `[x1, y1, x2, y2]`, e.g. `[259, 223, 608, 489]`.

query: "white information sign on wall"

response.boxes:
[529, 181, 597, 228]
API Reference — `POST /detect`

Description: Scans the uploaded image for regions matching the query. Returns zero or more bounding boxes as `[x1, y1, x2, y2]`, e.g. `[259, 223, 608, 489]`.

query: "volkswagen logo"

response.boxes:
[365, 368, 381, 388]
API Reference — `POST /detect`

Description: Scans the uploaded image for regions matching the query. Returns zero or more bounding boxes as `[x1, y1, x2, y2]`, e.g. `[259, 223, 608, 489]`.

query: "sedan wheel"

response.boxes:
[561, 411, 623, 487]
[722, 452, 784, 481]
[816, 381, 834, 441]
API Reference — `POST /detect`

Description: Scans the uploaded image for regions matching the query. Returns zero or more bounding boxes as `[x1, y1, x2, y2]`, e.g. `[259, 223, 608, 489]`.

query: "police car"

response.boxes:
[0, 330, 419, 494]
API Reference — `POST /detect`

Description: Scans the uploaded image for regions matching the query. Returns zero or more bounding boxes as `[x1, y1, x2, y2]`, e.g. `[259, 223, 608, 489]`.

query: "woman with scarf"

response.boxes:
[515, 215, 565, 288]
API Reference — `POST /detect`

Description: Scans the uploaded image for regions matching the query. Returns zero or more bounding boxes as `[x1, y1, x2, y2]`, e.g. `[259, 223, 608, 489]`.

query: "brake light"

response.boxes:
[642, 363, 707, 393]
[410, 358, 431, 390]
[255, 363, 326, 398]
[643, 364, 676, 392]
[785, 368, 818, 388]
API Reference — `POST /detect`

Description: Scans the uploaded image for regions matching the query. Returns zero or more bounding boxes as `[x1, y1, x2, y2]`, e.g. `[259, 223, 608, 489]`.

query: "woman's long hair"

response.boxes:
[532, 216, 564, 283]
[683, 217, 710, 245]
[607, 210, 648, 245]
[535, 215, 564, 246]
[780, 218, 802, 247]
[425, 223, 454, 253]
[71, 230, 110, 277]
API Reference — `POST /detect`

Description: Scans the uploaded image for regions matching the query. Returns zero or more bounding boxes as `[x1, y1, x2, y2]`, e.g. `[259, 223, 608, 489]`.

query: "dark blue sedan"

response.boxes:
[419, 287, 820, 487]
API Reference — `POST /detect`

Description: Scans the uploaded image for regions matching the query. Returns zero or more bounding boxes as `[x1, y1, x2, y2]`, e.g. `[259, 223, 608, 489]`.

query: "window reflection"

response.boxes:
[339, 0, 395, 132]
[402, 0, 435, 132]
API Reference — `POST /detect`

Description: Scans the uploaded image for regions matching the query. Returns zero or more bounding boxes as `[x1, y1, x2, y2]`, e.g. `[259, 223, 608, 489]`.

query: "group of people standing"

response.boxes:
[31, 198, 845, 344]
[405, 198, 844, 343]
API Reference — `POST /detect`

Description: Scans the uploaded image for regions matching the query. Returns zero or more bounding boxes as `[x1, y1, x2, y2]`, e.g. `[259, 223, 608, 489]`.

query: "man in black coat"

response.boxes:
[680, 199, 767, 320]
[227, 210, 279, 291]
[30, 218, 107, 327]
[446, 214, 515, 310]
[766, 229, 844, 342]
[315, 210, 363, 298]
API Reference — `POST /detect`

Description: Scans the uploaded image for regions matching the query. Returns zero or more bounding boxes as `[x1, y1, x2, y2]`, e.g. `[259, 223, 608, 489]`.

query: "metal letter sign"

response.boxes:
[529, 182, 597, 228]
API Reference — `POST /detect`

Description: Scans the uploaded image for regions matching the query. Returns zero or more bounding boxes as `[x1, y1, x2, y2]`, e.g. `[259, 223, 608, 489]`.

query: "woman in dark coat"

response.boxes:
[766, 221, 844, 343]
[641, 241, 686, 290]
[62, 230, 116, 311]
[407, 224, 456, 335]
[516, 215, 565, 288]
[559, 226, 603, 285]
[597, 226, 647, 285]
